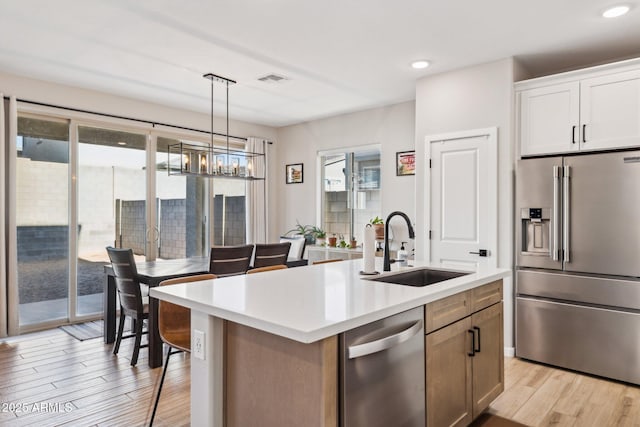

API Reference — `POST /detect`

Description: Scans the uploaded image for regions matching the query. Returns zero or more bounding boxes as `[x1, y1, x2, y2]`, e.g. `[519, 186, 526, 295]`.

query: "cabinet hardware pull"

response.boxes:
[473, 326, 481, 353]
[582, 124, 586, 143]
[468, 329, 475, 357]
[572, 125, 576, 144]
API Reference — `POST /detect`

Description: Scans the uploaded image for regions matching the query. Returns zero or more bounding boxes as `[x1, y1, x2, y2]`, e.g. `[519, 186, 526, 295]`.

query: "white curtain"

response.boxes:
[6, 97, 17, 335]
[245, 137, 268, 244]
[0, 94, 6, 337]
[0, 96, 17, 337]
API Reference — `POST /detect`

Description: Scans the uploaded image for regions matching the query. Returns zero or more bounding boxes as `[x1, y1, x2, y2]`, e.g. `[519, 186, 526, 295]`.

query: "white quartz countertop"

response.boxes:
[150, 258, 510, 343]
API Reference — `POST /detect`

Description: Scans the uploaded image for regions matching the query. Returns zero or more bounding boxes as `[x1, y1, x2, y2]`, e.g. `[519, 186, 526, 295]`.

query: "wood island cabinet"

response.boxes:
[221, 280, 503, 427]
[225, 323, 338, 427]
[425, 281, 504, 427]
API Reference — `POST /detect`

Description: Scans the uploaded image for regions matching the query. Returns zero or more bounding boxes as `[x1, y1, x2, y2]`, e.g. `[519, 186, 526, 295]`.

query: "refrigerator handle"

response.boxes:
[563, 165, 571, 263]
[552, 166, 560, 261]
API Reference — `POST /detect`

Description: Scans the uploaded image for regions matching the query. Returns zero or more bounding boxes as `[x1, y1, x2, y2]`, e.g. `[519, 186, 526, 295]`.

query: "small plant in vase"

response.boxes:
[369, 216, 385, 240]
[311, 226, 327, 246]
[338, 234, 348, 248]
[328, 233, 338, 247]
[286, 220, 315, 244]
[350, 236, 357, 248]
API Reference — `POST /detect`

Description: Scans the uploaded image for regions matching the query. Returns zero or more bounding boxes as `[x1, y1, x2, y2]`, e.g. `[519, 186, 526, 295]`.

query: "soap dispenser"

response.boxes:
[397, 242, 408, 263]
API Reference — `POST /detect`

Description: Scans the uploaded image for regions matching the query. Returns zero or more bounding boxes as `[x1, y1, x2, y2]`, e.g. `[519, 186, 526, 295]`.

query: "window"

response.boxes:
[319, 147, 381, 243]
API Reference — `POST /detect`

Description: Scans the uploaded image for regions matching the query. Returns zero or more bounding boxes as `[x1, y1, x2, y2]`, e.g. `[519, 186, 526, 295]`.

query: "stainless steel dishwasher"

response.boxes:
[340, 306, 425, 427]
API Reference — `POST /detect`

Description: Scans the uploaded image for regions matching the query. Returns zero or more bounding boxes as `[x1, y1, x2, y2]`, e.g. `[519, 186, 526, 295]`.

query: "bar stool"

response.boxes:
[149, 273, 216, 425]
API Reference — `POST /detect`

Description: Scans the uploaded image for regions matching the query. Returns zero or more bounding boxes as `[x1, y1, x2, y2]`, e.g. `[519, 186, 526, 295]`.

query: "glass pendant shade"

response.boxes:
[167, 73, 265, 180]
[168, 142, 265, 179]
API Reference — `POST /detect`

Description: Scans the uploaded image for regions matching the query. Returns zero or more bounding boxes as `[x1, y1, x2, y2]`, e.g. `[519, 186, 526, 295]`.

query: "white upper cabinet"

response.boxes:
[580, 69, 640, 152]
[519, 82, 580, 156]
[517, 59, 640, 157]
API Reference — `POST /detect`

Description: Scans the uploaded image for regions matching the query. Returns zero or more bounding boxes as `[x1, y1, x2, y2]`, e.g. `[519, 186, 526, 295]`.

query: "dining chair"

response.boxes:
[106, 246, 148, 366]
[150, 273, 216, 426]
[247, 265, 288, 274]
[253, 242, 291, 268]
[208, 245, 254, 277]
[313, 258, 344, 265]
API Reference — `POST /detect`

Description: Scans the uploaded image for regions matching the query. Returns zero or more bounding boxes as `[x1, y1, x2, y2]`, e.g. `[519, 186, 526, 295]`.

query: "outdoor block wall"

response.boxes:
[213, 195, 246, 246]
[120, 200, 146, 255]
[159, 199, 186, 259]
[17, 226, 68, 261]
[16, 158, 68, 226]
[323, 189, 380, 241]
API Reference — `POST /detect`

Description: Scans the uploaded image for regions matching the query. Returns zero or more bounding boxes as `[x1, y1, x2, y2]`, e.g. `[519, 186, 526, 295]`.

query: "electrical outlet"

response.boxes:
[193, 329, 205, 360]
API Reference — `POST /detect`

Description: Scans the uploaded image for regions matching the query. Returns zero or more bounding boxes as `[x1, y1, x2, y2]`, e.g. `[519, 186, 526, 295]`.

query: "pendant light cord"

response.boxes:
[210, 79, 219, 150]
[226, 80, 230, 165]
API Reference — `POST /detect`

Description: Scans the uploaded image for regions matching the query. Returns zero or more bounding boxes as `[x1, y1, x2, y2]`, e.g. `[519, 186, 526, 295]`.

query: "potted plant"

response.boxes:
[369, 216, 385, 240]
[311, 226, 327, 246]
[350, 236, 357, 248]
[338, 235, 348, 248]
[286, 220, 315, 245]
[328, 233, 338, 247]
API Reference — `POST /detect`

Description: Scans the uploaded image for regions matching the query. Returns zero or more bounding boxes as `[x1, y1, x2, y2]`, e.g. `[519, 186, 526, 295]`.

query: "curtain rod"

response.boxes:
[3, 96, 248, 142]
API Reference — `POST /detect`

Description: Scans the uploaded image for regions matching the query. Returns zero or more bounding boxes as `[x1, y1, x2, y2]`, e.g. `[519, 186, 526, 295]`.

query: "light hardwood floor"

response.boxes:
[489, 357, 640, 426]
[0, 328, 189, 426]
[2, 328, 640, 426]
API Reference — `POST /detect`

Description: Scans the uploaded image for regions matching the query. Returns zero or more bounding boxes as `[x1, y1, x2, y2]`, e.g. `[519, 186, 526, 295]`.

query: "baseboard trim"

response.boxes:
[504, 347, 515, 357]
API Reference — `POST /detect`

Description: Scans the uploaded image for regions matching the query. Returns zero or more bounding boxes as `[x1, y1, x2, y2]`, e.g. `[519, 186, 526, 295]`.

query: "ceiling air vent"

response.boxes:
[257, 73, 288, 83]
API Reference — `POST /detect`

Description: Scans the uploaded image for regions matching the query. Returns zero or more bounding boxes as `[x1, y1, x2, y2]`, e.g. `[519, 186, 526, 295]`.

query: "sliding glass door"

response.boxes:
[76, 125, 148, 316]
[12, 109, 259, 331]
[156, 136, 209, 259]
[16, 116, 70, 326]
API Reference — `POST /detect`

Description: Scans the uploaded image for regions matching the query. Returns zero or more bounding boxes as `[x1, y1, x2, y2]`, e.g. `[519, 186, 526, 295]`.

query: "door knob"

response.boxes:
[469, 249, 489, 257]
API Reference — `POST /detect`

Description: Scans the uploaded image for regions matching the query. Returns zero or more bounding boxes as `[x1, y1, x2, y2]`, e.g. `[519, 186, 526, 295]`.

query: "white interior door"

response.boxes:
[427, 128, 497, 268]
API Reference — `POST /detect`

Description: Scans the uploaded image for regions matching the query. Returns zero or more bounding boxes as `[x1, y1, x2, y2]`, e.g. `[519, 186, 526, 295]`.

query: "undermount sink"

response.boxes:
[369, 268, 470, 287]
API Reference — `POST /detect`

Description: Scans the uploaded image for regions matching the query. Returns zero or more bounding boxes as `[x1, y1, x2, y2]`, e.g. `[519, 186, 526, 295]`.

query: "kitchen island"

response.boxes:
[150, 258, 510, 426]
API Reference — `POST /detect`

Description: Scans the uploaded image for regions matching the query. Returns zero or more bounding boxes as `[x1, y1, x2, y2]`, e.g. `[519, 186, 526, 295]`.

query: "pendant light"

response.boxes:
[168, 73, 265, 180]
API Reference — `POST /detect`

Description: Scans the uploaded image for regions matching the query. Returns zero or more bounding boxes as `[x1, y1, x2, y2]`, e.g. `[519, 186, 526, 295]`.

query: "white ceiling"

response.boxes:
[1, 0, 639, 127]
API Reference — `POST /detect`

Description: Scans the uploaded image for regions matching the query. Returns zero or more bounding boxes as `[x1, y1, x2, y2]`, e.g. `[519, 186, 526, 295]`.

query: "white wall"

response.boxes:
[414, 58, 516, 351]
[274, 101, 416, 245]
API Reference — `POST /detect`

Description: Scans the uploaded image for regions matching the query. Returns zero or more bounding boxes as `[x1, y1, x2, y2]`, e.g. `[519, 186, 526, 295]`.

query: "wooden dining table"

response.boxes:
[103, 257, 210, 368]
[103, 256, 309, 368]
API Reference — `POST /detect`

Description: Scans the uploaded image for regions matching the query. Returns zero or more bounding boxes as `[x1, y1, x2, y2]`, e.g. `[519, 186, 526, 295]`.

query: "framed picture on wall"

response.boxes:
[286, 163, 304, 184]
[396, 151, 415, 176]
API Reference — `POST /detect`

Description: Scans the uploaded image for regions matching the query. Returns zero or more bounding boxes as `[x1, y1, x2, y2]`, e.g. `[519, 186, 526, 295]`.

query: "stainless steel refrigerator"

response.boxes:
[515, 150, 640, 384]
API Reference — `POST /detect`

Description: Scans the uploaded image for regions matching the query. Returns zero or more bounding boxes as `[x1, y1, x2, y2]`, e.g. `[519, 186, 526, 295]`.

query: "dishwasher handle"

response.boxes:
[348, 320, 423, 359]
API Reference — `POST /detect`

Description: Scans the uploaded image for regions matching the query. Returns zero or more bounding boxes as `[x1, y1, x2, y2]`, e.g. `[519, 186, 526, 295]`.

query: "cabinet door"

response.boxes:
[426, 317, 472, 427]
[471, 302, 504, 418]
[580, 69, 640, 151]
[519, 82, 580, 156]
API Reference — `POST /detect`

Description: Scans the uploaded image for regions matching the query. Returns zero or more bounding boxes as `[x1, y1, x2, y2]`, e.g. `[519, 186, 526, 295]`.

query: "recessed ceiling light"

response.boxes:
[117, 141, 127, 146]
[411, 60, 430, 69]
[602, 4, 630, 17]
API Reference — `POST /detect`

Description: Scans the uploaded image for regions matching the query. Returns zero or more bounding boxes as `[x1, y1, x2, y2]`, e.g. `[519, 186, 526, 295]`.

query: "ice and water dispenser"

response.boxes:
[520, 208, 551, 255]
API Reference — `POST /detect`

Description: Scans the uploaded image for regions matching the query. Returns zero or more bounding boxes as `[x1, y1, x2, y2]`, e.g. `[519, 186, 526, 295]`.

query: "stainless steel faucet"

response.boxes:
[384, 211, 415, 271]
